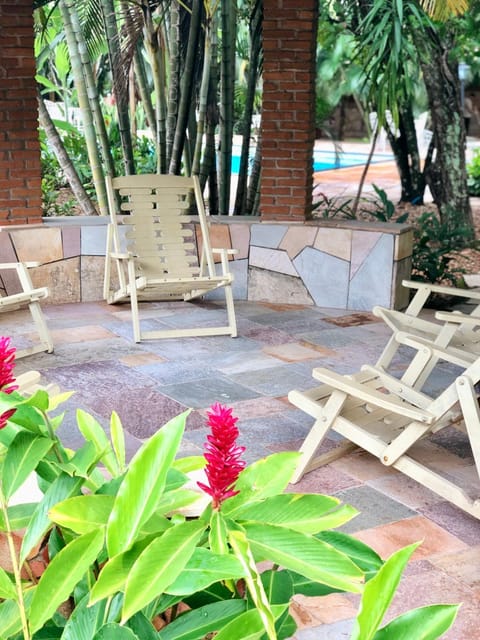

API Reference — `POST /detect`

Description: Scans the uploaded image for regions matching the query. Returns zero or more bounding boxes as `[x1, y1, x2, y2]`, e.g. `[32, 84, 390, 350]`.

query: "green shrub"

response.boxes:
[467, 148, 480, 196]
[411, 211, 472, 285]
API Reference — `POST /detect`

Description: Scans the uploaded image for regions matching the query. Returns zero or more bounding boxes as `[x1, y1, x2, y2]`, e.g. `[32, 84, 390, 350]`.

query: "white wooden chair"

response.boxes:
[103, 174, 237, 342]
[0, 262, 53, 358]
[373, 279, 480, 385]
[288, 339, 480, 519]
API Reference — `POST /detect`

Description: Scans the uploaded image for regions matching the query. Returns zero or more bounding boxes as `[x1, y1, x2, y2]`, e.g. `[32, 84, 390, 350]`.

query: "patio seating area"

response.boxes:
[4, 296, 480, 639]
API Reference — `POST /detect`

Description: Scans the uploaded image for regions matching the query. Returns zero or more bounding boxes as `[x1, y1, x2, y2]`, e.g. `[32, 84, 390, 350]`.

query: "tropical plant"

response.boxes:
[467, 148, 480, 196]
[411, 210, 472, 285]
[0, 338, 460, 640]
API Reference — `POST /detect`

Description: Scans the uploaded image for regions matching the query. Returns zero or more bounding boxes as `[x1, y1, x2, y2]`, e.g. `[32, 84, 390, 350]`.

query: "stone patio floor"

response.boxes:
[4, 297, 480, 639]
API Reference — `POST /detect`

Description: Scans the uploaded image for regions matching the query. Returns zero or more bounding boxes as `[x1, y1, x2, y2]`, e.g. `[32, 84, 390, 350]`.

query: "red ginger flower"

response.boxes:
[197, 403, 246, 510]
[0, 337, 17, 429]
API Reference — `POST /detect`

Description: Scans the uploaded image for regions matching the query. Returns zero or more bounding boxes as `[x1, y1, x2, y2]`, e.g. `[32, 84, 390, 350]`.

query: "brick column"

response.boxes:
[0, 1, 43, 225]
[260, 0, 318, 221]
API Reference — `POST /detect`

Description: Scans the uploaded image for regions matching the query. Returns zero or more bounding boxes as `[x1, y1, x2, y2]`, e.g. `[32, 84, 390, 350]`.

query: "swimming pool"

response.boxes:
[313, 149, 394, 172]
[230, 148, 393, 174]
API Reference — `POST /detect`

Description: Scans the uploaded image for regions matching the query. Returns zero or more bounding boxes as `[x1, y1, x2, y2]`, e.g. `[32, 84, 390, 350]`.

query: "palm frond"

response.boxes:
[420, 0, 469, 20]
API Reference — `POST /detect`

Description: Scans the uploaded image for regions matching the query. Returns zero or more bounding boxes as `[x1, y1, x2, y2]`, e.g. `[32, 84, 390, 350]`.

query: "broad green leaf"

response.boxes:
[29, 529, 104, 634]
[45, 391, 75, 413]
[213, 605, 288, 640]
[229, 530, 277, 640]
[20, 473, 84, 564]
[0, 566, 16, 599]
[373, 604, 460, 639]
[222, 453, 300, 515]
[166, 547, 246, 595]
[0, 589, 36, 638]
[158, 600, 247, 640]
[122, 519, 205, 622]
[33, 623, 64, 638]
[49, 494, 114, 533]
[93, 623, 139, 639]
[126, 612, 159, 640]
[110, 411, 125, 473]
[106, 412, 187, 556]
[156, 488, 207, 516]
[55, 441, 98, 478]
[209, 509, 228, 555]
[77, 409, 119, 477]
[260, 569, 294, 605]
[89, 537, 155, 605]
[288, 570, 340, 597]
[234, 493, 358, 533]
[317, 531, 383, 574]
[60, 593, 108, 640]
[244, 523, 364, 593]
[2, 432, 53, 499]
[351, 542, 421, 640]
[173, 455, 206, 474]
[0, 502, 37, 532]
[182, 581, 235, 608]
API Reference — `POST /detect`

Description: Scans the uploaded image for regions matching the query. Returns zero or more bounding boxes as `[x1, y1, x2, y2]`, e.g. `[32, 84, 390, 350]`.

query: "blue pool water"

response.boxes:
[230, 149, 393, 174]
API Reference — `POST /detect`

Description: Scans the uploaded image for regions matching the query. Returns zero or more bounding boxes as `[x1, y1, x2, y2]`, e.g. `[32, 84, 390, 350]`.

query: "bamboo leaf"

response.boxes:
[244, 523, 364, 593]
[49, 494, 114, 534]
[122, 519, 205, 622]
[2, 432, 53, 499]
[158, 600, 247, 640]
[106, 411, 187, 556]
[29, 529, 104, 634]
[373, 604, 460, 639]
[351, 542, 421, 640]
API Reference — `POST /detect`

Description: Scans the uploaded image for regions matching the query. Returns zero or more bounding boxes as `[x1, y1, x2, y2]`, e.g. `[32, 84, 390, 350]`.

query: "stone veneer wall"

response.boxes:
[0, 217, 413, 311]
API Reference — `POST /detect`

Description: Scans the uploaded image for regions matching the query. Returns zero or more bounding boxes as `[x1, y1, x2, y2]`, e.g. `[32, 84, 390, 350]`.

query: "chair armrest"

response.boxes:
[434, 310, 480, 326]
[394, 331, 476, 367]
[402, 279, 480, 301]
[212, 248, 239, 256]
[311, 367, 434, 423]
[109, 252, 133, 260]
[0, 261, 41, 269]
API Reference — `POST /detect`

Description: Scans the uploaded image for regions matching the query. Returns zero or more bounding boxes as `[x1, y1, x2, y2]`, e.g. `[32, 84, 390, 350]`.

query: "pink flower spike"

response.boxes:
[0, 336, 17, 429]
[197, 403, 246, 509]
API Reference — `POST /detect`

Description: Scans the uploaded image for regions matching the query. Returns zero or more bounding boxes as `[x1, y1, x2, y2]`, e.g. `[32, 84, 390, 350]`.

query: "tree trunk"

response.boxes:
[415, 27, 473, 240]
[219, 0, 236, 214]
[388, 104, 425, 204]
[38, 91, 97, 216]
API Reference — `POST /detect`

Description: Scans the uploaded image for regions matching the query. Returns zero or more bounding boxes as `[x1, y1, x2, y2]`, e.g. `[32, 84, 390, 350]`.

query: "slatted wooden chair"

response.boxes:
[0, 262, 54, 358]
[288, 337, 480, 519]
[374, 279, 480, 375]
[103, 174, 237, 342]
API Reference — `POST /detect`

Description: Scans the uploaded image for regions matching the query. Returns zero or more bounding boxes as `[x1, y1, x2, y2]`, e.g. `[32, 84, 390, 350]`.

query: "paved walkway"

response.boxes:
[5, 298, 480, 639]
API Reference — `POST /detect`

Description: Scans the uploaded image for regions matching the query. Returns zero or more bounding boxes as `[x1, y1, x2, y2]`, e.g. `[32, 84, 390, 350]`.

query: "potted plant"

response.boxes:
[0, 338, 459, 639]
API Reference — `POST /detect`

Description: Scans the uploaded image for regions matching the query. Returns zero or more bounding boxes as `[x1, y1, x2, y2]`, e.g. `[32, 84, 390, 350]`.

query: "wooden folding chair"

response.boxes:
[374, 279, 480, 374]
[103, 174, 237, 342]
[288, 339, 480, 519]
[0, 262, 54, 358]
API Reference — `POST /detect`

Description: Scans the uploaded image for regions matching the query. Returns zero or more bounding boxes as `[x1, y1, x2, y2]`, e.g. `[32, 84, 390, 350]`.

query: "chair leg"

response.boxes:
[224, 283, 237, 338]
[28, 300, 53, 354]
[290, 389, 347, 483]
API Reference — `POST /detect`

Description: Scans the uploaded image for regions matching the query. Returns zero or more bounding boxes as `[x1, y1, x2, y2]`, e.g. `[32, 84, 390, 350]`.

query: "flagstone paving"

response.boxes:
[4, 298, 480, 639]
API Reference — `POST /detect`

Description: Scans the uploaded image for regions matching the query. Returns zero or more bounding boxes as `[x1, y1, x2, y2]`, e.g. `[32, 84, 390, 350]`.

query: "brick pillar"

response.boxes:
[0, 1, 43, 225]
[260, 0, 318, 221]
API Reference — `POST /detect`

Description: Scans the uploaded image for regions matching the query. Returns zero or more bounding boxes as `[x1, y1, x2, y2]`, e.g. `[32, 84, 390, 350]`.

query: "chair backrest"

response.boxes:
[106, 174, 217, 280]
